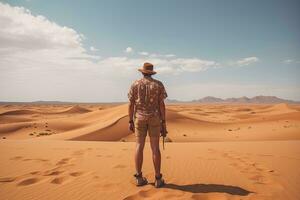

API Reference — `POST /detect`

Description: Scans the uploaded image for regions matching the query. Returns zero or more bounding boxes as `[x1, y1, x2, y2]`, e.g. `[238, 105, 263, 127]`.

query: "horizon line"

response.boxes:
[0, 95, 299, 104]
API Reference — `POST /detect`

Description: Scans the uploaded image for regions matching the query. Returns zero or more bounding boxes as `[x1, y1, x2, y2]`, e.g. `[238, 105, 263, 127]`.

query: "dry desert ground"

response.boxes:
[0, 103, 300, 200]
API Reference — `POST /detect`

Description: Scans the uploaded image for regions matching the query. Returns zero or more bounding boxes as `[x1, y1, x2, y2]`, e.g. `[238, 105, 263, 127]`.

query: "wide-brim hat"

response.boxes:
[138, 62, 156, 75]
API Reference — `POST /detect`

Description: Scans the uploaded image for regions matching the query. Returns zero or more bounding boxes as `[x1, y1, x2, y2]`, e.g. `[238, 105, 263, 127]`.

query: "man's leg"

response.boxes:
[149, 136, 161, 177]
[135, 136, 146, 174]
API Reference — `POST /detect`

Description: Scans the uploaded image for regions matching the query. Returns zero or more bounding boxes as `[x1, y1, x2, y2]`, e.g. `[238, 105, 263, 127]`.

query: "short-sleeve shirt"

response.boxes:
[128, 77, 167, 120]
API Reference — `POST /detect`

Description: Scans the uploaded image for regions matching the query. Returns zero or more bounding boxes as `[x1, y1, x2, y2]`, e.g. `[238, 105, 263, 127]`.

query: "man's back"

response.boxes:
[128, 76, 167, 120]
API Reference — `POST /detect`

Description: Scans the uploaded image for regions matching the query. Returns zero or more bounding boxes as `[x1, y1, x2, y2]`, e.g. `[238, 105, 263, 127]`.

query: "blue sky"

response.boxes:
[0, 0, 299, 101]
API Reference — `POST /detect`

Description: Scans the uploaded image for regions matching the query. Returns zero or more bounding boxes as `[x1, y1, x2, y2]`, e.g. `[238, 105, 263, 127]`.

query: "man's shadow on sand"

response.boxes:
[161, 183, 252, 196]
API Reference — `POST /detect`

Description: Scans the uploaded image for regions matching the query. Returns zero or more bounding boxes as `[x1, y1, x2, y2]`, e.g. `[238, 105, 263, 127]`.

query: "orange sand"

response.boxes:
[0, 103, 300, 200]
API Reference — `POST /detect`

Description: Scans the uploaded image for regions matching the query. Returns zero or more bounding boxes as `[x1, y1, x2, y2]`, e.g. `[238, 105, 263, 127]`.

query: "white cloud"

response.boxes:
[136, 51, 176, 58]
[149, 53, 176, 58]
[0, 2, 109, 102]
[96, 56, 218, 75]
[283, 59, 293, 64]
[170, 58, 217, 72]
[283, 59, 300, 64]
[165, 54, 176, 58]
[90, 46, 99, 52]
[0, 2, 96, 60]
[235, 57, 259, 66]
[124, 47, 133, 53]
[138, 51, 149, 56]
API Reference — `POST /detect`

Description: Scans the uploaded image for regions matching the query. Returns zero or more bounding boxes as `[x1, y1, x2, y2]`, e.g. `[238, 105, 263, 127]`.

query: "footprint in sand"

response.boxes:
[29, 171, 42, 175]
[10, 156, 23, 161]
[22, 158, 49, 162]
[123, 189, 183, 200]
[56, 158, 71, 166]
[44, 170, 64, 176]
[123, 189, 157, 200]
[69, 171, 85, 177]
[17, 178, 40, 186]
[113, 164, 127, 169]
[0, 177, 16, 183]
[50, 176, 69, 184]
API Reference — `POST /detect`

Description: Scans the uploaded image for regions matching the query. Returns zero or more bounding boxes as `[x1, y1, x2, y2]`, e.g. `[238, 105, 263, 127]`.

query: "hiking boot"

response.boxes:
[154, 173, 165, 188]
[134, 172, 148, 186]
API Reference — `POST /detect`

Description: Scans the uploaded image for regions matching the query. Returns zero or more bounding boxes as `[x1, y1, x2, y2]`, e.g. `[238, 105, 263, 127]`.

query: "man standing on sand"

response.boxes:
[128, 62, 168, 188]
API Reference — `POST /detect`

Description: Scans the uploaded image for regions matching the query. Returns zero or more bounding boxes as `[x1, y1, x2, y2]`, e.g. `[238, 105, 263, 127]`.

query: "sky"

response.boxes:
[0, 0, 299, 102]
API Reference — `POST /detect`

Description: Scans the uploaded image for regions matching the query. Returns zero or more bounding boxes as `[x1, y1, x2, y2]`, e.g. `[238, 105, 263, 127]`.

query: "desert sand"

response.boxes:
[0, 103, 300, 200]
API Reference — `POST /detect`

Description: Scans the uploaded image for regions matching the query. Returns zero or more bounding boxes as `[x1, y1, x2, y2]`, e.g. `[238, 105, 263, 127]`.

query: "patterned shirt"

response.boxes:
[128, 77, 168, 120]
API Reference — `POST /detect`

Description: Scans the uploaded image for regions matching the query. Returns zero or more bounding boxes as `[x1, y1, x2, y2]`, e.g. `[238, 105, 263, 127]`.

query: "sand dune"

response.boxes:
[70, 116, 131, 141]
[0, 103, 300, 200]
[0, 109, 40, 116]
[0, 105, 91, 116]
[59, 105, 91, 114]
[252, 103, 297, 115]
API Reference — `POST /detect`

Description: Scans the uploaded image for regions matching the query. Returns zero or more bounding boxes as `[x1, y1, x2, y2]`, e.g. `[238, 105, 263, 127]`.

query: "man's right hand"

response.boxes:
[160, 122, 167, 137]
[129, 121, 135, 132]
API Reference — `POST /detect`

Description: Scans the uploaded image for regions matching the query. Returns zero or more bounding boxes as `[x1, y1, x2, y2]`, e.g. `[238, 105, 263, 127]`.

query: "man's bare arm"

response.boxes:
[128, 101, 135, 132]
[159, 100, 166, 121]
[159, 99, 167, 137]
[128, 101, 135, 122]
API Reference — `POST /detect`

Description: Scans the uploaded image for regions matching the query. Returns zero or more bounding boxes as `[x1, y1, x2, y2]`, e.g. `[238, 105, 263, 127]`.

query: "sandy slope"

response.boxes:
[0, 140, 299, 200]
[0, 103, 300, 200]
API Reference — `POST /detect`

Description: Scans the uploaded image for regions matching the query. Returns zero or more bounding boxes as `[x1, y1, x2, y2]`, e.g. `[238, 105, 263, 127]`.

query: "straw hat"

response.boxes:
[138, 62, 156, 75]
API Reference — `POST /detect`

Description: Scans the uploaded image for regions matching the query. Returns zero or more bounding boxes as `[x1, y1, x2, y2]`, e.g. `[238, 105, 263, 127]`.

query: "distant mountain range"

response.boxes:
[0, 96, 299, 104]
[166, 96, 300, 104]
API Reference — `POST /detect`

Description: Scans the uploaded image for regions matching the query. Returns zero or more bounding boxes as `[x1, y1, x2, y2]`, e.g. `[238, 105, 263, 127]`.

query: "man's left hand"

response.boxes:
[129, 121, 135, 132]
[160, 122, 167, 137]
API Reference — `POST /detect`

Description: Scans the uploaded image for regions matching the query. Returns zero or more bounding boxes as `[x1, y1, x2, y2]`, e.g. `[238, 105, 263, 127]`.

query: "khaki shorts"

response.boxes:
[134, 116, 161, 137]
